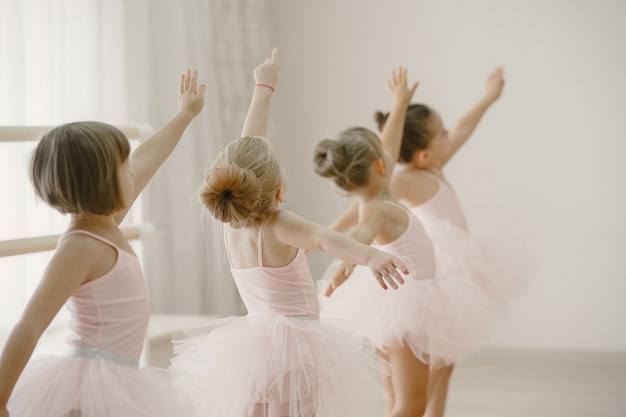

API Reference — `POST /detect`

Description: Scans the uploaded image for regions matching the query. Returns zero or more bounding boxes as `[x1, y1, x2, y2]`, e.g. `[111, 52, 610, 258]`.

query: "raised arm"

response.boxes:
[115, 68, 206, 223]
[379, 66, 418, 167]
[441, 67, 505, 166]
[241, 48, 280, 138]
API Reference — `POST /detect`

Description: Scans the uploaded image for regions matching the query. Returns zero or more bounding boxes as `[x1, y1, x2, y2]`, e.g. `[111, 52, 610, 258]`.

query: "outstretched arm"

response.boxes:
[241, 48, 280, 138]
[0, 238, 102, 413]
[115, 68, 206, 224]
[324, 201, 395, 295]
[379, 66, 419, 167]
[441, 67, 505, 166]
[273, 210, 407, 293]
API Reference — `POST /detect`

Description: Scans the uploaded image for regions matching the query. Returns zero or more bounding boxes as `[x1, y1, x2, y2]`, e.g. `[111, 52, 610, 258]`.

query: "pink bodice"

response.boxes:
[407, 174, 468, 232]
[374, 201, 436, 280]
[63, 230, 150, 360]
[227, 227, 320, 319]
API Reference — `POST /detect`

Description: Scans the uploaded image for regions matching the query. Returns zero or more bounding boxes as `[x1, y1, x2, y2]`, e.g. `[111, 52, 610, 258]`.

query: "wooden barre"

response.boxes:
[0, 226, 141, 258]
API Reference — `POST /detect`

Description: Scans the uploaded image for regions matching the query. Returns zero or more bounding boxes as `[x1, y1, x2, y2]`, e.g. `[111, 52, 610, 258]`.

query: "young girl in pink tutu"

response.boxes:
[330, 68, 527, 417]
[169, 48, 407, 417]
[0, 69, 206, 417]
[314, 67, 493, 417]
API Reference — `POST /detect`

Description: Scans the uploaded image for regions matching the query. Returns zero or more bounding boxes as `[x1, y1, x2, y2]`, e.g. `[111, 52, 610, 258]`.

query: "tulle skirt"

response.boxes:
[319, 262, 494, 368]
[422, 217, 531, 314]
[8, 347, 186, 417]
[170, 315, 388, 417]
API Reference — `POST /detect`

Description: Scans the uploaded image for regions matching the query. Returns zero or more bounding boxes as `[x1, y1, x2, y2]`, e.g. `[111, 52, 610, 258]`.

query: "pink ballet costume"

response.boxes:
[170, 225, 387, 417]
[320, 202, 493, 368]
[7, 230, 185, 417]
[408, 172, 529, 313]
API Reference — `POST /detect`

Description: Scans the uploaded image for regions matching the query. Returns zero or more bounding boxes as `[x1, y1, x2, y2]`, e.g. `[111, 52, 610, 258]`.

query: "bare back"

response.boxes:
[224, 220, 299, 269]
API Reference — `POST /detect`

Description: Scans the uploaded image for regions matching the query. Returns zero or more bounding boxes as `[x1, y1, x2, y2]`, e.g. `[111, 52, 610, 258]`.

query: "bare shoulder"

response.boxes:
[391, 168, 440, 207]
[53, 233, 118, 283]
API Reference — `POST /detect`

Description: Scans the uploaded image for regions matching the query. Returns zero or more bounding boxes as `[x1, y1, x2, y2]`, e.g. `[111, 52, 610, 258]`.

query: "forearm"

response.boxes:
[0, 322, 41, 405]
[329, 200, 359, 232]
[241, 86, 274, 138]
[380, 100, 410, 163]
[450, 96, 495, 143]
[130, 110, 196, 191]
[318, 230, 376, 267]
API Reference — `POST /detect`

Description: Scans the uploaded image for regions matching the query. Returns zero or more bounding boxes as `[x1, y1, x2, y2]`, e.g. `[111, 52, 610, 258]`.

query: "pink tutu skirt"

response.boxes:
[319, 262, 494, 367]
[8, 347, 186, 417]
[170, 315, 388, 417]
[422, 218, 531, 314]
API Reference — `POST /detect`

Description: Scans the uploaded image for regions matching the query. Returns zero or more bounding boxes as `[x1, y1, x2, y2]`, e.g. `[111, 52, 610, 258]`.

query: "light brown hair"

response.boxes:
[30, 121, 131, 215]
[313, 127, 384, 193]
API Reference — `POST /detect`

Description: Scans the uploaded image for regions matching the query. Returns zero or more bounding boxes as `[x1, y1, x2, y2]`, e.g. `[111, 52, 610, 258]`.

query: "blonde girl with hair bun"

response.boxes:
[169, 48, 408, 417]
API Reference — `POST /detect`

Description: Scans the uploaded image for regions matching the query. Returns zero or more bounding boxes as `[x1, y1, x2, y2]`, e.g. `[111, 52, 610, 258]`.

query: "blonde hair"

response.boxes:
[200, 136, 282, 228]
[30, 121, 131, 215]
[313, 127, 384, 192]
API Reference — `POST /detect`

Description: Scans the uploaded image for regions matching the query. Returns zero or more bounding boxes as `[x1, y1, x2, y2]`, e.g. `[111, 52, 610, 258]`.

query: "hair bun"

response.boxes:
[200, 165, 261, 227]
[374, 111, 389, 132]
[313, 139, 346, 178]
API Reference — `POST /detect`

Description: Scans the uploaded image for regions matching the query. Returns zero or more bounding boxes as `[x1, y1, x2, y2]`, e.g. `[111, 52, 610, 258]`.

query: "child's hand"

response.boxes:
[254, 48, 280, 90]
[324, 261, 355, 297]
[387, 66, 419, 108]
[368, 250, 408, 291]
[178, 68, 206, 117]
[484, 67, 505, 103]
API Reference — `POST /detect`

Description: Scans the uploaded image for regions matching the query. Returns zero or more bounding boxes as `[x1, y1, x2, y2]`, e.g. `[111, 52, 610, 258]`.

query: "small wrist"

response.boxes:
[255, 83, 275, 92]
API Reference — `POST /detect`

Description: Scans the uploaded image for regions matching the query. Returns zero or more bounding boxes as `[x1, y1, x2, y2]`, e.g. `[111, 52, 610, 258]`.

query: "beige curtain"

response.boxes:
[0, 0, 271, 321]
[123, 0, 271, 316]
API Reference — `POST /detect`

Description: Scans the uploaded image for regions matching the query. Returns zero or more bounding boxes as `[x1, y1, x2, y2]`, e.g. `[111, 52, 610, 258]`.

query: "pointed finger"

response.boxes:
[271, 47, 279, 66]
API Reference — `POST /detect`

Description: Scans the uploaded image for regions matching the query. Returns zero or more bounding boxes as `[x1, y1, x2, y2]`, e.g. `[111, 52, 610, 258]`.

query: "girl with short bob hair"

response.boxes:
[0, 69, 205, 417]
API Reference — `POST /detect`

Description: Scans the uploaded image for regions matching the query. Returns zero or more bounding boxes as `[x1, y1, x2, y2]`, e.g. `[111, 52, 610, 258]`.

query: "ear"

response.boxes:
[411, 150, 430, 168]
[374, 158, 386, 175]
[276, 187, 285, 203]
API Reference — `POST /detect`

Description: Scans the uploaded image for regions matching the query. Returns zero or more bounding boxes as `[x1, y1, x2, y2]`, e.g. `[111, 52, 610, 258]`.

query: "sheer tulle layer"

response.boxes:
[423, 217, 531, 314]
[319, 263, 494, 367]
[8, 354, 186, 417]
[170, 316, 388, 417]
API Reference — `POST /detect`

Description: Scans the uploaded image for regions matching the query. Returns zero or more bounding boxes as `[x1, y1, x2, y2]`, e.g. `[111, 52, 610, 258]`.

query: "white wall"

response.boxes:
[266, 0, 626, 352]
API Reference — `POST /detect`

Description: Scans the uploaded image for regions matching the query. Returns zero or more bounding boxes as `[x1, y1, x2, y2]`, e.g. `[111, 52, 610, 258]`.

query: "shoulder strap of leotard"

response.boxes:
[60, 229, 120, 252]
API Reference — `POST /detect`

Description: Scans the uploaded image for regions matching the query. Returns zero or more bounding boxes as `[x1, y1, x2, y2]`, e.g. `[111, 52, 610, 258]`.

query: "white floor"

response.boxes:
[445, 349, 626, 417]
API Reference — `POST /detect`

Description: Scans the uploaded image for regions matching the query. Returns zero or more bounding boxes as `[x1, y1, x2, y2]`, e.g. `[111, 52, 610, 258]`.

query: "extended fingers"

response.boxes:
[489, 67, 504, 82]
[270, 47, 279, 66]
[380, 259, 408, 290]
[189, 69, 198, 92]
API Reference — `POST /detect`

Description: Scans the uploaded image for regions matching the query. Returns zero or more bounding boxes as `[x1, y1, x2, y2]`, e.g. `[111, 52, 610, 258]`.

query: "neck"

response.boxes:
[69, 214, 117, 230]
[357, 185, 393, 203]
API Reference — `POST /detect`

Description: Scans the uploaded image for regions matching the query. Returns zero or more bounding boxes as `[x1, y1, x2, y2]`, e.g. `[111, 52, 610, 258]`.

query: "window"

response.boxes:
[0, 127, 145, 354]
